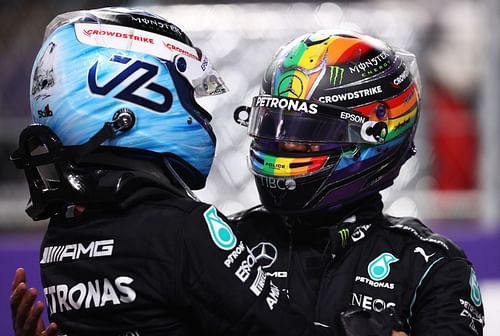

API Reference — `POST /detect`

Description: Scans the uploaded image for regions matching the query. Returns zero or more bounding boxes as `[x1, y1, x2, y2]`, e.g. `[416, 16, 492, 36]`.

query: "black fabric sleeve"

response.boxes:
[177, 204, 328, 336]
[410, 258, 485, 336]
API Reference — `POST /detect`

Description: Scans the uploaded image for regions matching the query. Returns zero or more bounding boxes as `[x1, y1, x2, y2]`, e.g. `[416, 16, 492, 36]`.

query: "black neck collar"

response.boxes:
[284, 194, 384, 253]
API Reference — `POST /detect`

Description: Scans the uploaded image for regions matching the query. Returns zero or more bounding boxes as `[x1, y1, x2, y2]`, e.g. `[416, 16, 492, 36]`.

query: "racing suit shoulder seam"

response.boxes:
[139, 198, 211, 215]
[383, 215, 465, 257]
[228, 204, 267, 221]
[407, 256, 446, 327]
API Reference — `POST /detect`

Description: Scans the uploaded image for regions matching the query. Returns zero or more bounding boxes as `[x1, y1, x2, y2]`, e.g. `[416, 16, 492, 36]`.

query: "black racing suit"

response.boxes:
[231, 195, 485, 336]
[39, 180, 321, 336]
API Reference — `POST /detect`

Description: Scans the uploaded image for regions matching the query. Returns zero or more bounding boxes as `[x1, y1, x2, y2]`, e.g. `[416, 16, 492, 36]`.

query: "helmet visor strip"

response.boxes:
[249, 147, 334, 178]
[46, 10, 228, 98]
[248, 95, 387, 145]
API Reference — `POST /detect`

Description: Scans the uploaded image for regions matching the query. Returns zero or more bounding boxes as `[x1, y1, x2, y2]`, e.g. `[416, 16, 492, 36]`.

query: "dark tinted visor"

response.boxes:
[248, 95, 385, 144]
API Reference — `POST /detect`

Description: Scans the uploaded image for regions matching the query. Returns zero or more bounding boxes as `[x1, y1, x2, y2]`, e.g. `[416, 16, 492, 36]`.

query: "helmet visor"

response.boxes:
[248, 95, 387, 144]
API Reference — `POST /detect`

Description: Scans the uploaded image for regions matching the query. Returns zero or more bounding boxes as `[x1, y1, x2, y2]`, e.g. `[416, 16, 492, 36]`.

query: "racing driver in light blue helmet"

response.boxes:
[8, 7, 332, 336]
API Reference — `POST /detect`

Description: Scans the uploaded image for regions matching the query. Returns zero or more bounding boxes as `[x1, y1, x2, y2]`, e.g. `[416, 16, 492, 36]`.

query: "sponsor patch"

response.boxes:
[351, 292, 396, 312]
[251, 242, 278, 268]
[354, 275, 395, 290]
[460, 298, 485, 334]
[413, 246, 435, 263]
[44, 276, 136, 315]
[469, 268, 482, 307]
[224, 241, 245, 268]
[203, 206, 237, 250]
[266, 282, 280, 310]
[40, 239, 114, 264]
[253, 95, 318, 114]
[318, 85, 382, 104]
[234, 249, 257, 282]
[351, 224, 371, 242]
[367, 252, 399, 281]
[250, 267, 267, 296]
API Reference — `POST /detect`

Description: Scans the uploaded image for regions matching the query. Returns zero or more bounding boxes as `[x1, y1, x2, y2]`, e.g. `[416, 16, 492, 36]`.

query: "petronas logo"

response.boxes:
[329, 66, 344, 86]
[339, 228, 350, 248]
[203, 206, 237, 250]
[469, 268, 482, 307]
[367, 252, 399, 281]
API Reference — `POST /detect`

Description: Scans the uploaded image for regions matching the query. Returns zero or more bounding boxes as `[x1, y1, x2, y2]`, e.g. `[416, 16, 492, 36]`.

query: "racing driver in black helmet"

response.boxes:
[231, 30, 485, 336]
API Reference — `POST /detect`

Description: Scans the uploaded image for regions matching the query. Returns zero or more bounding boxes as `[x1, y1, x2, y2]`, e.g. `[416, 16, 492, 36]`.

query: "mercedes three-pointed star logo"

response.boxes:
[250, 242, 278, 268]
[278, 74, 304, 98]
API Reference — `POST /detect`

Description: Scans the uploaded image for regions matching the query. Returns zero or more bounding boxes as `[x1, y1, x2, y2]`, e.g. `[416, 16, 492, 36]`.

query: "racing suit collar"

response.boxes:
[287, 193, 383, 230]
[284, 193, 384, 253]
[61, 167, 190, 218]
[277, 194, 384, 294]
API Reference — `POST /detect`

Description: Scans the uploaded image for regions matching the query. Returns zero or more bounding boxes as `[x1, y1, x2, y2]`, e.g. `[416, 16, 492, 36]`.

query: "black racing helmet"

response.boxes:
[247, 30, 421, 214]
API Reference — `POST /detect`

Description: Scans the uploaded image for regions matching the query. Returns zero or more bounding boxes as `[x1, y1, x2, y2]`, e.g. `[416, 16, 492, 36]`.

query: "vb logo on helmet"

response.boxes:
[88, 55, 173, 113]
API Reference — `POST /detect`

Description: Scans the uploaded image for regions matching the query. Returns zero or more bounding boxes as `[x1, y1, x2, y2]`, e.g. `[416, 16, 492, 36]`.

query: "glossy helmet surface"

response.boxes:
[30, 7, 228, 189]
[248, 30, 421, 213]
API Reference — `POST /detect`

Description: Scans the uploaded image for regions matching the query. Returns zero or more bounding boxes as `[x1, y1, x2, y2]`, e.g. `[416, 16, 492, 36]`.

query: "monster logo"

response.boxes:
[329, 66, 344, 86]
[339, 228, 350, 248]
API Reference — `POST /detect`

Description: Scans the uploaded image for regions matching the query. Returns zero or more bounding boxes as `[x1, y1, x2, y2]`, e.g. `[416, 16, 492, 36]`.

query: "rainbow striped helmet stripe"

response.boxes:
[250, 149, 329, 177]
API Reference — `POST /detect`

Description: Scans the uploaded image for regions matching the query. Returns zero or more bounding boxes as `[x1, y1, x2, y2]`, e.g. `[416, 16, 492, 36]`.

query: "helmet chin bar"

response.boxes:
[10, 111, 135, 220]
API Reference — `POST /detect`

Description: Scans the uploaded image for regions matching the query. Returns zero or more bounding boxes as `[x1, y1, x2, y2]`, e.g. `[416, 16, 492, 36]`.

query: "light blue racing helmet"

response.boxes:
[30, 7, 228, 189]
